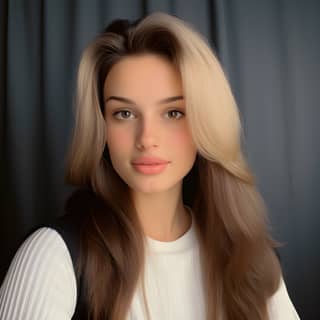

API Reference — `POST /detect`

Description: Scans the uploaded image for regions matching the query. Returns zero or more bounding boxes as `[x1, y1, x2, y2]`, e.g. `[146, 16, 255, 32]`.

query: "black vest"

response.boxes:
[29, 188, 97, 319]
[47, 208, 87, 319]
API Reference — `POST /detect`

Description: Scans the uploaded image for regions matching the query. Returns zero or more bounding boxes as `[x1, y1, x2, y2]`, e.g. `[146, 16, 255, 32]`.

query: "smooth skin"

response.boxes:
[103, 54, 197, 241]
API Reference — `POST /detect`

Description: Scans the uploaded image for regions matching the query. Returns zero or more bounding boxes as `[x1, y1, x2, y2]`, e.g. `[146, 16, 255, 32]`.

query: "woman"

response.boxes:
[0, 12, 300, 320]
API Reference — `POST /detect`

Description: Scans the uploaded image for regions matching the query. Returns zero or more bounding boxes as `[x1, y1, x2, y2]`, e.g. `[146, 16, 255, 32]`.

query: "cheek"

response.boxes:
[106, 128, 132, 155]
[168, 128, 195, 152]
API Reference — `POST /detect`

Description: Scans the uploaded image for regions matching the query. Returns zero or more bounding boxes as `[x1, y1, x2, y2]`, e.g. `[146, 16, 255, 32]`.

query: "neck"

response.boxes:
[131, 185, 192, 242]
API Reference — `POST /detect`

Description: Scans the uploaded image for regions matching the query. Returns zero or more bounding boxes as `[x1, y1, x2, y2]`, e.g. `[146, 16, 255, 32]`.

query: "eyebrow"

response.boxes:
[104, 95, 184, 105]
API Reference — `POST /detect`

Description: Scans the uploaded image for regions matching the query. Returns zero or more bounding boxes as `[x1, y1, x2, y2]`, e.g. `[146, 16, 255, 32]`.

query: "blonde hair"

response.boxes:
[65, 12, 282, 320]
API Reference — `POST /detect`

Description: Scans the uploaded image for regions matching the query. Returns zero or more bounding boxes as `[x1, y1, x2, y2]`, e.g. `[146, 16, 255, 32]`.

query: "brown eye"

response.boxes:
[166, 110, 184, 119]
[112, 110, 134, 120]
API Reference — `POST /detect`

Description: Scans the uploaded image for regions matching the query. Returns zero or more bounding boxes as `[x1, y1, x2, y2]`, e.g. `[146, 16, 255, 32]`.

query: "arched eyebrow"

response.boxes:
[104, 95, 184, 105]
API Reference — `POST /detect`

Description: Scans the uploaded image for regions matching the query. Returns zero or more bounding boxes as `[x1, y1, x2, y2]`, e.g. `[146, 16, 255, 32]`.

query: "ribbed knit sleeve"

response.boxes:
[267, 275, 301, 319]
[0, 227, 77, 320]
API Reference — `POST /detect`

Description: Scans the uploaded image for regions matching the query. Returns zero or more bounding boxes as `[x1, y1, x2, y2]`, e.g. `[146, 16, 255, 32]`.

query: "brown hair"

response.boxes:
[65, 12, 282, 320]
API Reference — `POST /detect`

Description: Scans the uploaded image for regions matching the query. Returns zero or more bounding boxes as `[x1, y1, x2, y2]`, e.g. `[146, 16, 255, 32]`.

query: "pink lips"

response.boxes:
[131, 156, 170, 174]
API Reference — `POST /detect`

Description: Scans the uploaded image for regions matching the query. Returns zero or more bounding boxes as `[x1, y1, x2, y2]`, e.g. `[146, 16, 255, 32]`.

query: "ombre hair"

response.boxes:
[65, 12, 282, 320]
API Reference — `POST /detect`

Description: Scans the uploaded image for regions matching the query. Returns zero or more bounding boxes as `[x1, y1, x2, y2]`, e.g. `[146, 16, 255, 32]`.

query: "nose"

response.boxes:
[135, 117, 159, 150]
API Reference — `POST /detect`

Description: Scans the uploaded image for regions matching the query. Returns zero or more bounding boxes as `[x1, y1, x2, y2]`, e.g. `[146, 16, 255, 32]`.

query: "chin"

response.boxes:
[128, 177, 183, 196]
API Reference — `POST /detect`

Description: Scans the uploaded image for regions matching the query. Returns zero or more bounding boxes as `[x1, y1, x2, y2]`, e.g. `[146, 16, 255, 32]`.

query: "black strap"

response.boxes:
[48, 187, 104, 319]
[47, 212, 87, 319]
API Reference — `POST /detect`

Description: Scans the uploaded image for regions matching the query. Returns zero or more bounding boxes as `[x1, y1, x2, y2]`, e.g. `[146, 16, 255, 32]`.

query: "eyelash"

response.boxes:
[112, 109, 185, 120]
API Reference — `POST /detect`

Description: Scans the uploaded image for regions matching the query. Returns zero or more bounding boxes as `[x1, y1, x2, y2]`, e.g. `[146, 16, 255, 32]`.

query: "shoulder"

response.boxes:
[7, 227, 75, 272]
[267, 274, 301, 320]
[0, 227, 77, 320]
[2, 227, 75, 273]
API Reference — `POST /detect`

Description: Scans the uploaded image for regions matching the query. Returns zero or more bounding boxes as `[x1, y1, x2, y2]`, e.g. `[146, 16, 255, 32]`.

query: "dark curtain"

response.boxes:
[215, 1, 320, 319]
[1, 0, 318, 318]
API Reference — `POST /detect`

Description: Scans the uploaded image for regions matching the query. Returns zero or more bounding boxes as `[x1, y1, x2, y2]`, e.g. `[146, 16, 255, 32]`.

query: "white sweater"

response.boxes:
[0, 214, 300, 320]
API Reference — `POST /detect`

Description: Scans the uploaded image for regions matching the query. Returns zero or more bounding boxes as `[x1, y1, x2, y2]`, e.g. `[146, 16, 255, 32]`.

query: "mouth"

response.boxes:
[132, 162, 169, 165]
[131, 156, 170, 166]
[131, 162, 169, 174]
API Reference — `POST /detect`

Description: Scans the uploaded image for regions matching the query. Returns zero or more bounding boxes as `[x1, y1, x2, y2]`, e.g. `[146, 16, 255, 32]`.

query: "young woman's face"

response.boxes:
[103, 53, 197, 195]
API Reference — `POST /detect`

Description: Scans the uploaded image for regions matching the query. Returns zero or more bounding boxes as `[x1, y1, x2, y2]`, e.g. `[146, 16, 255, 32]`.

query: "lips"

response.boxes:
[131, 158, 170, 175]
[131, 156, 170, 165]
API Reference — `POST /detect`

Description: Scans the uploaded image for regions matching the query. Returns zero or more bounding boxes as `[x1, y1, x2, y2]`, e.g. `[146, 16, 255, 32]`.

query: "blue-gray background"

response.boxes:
[1, 1, 319, 318]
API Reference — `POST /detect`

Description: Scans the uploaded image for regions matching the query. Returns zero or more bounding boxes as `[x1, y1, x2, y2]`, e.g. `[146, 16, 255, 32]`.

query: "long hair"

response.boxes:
[65, 12, 282, 320]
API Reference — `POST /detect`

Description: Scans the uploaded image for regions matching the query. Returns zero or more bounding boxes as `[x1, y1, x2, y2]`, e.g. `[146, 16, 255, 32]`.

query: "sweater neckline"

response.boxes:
[145, 205, 196, 253]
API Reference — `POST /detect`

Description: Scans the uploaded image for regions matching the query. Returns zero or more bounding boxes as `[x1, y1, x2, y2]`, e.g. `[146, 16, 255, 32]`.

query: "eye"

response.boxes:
[112, 110, 135, 120]
[166, 110, 185, 120]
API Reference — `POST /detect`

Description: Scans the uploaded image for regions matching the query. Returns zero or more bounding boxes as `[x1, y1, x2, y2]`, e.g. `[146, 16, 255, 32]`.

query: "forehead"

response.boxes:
[103, 54, 183, 101]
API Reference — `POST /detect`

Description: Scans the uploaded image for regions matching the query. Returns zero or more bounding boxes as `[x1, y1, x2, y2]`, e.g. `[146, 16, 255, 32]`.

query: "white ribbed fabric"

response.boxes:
[0, 228, 77, 319]
[0, 213, 300, 320]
